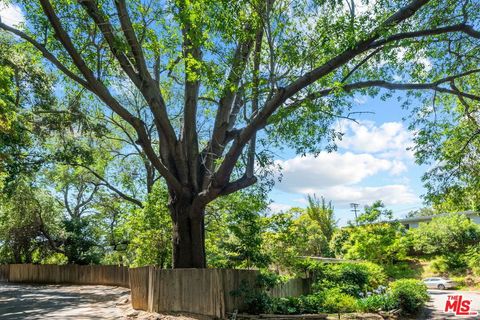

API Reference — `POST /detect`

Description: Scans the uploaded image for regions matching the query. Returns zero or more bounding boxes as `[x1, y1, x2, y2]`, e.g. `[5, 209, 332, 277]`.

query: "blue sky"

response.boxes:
[268, 92, 429, 225]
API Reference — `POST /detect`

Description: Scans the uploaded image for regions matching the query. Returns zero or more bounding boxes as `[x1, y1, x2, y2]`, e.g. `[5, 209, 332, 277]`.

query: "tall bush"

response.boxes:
[390, 279, 429, 314]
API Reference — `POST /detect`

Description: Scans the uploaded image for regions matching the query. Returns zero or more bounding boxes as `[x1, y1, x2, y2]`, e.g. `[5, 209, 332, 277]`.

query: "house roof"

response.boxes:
[396, 210, 479, 224]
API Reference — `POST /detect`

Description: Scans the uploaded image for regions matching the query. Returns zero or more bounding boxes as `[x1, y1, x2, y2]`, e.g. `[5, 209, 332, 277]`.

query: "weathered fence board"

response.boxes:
[0, 265, 9, 282]
[222, 269, 258, 312]
[151, 268, 226, 318]
[129, 266, 150, 310]
[268, 278, 311, 298]
[128, 268, 260, 318]
[8, 264, 130, 287]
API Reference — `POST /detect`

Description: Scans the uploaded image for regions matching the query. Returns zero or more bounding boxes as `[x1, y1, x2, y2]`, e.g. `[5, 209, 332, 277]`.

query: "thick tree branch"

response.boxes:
[303, 70, 480, 103]
[35, 203, 66, 255]
[369, 23, 480, 49]
[219, 175, 258, 197]
[247, 27, 264, 179]
[78, 0, 143, 83]
[181, 5, 202, 192]
[114, 0, 151, 78]
[202, 34, 256, 189]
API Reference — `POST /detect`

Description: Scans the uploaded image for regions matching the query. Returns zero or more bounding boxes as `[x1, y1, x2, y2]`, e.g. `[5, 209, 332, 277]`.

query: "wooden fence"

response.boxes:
[0, 264, 311, 319]
[0, 265, 9, 282]
[129, 267, 259, 318]
[268, 277, 311, 298]
[7, 264, 130, 287]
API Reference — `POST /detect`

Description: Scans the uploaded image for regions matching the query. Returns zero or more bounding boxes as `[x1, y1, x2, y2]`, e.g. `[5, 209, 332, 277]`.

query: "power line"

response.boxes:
[350, 203, 360, 225]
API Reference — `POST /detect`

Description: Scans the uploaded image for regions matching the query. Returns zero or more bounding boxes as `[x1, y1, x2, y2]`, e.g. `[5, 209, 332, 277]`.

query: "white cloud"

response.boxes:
[390, 160, 408, 175]
[319, 184, 419, 206]
[272, 119, 419, 211]
[275, 151, 406, 194]
[0, 3, 24, 27]
[336, 120, 414, 158]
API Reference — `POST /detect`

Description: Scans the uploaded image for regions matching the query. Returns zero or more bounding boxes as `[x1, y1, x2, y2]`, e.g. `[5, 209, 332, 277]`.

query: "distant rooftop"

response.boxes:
[396, 210, 478, 224]
[298, 256, 363, 263]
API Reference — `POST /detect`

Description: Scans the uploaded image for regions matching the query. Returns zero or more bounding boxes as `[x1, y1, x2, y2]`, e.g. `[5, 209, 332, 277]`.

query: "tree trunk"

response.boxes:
[170, 201, 206, 268]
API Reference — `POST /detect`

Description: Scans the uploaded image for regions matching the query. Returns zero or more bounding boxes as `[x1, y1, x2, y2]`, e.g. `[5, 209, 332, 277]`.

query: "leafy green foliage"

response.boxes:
[410, 213, 480, 256]
[412, 78, 480, 211]
[389, 279, 429, 314]
[305, 195, 337, 256]
[263, 200, 338, 271]
[331, 223, 408, 265]
[62, 217, 101, 264]
[321, 288, 357, 313]
[383, 261, 422, 280]
[230, 271, 285, 314]
[270, 294, 324, 315]
[206, 188, 270, 269]
[355, 200, 393, 225]
[329, 201, 408, 265]
[309, 262, 386, 297]
[0, 177, 63, 263]
[123, 182, 172, 268]
[356, 294, 397, 312]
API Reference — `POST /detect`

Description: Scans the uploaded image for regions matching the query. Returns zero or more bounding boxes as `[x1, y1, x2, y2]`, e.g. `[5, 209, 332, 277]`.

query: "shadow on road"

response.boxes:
[0, 282, 129, 319]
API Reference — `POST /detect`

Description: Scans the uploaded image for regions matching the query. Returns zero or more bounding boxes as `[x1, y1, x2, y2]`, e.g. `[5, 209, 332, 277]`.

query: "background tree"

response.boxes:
[354, 200, 393, 225]
[406, 207, 437, 218]
[409, 213, 480, 274]
[2, 0, 480, 267]
[306, 194, 337, 256]
[410, 213, 480, 256]
[331, 201, 408, 265]
[263, 208, 304, 272]
[0, 178, 63, 263]
[206, 187, 270, 269]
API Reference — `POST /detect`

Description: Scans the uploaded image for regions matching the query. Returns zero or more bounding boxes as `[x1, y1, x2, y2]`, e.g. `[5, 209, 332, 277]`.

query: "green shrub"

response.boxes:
[230, 272, 283, 314]
[361, 262, 387, 288]
[271, 297, 302, 315]
[451, 276, 466, 289]
[301, 294, 324, 313]
[311, 262, 386, 297]
[271, 294, 323, 314]
[431, 254, 468, 276]
[384, 261, 420, 279]
[356, 294, 397, 312]
[466, 246, 480, 276]
[390, 279, 429, 314]
[321, 288, 357, 313]
[231, 281, 271, 314]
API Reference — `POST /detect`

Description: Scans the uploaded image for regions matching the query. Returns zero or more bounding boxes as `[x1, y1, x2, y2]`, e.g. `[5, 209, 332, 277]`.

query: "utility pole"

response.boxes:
[350, 203, 359, 225]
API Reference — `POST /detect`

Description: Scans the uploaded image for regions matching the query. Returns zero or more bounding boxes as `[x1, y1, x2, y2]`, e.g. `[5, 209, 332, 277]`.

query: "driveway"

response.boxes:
[0, 283, 130, 319]
[423, 290, 480, 319]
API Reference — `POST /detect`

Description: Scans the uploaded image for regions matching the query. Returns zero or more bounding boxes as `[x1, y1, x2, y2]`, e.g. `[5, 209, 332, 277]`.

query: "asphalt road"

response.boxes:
[423, 290, 480, 319]
[0, 283, 130, 319]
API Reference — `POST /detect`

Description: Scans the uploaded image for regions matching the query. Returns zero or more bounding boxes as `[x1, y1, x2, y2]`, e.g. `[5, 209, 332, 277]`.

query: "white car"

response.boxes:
[423, 277, 456, 290]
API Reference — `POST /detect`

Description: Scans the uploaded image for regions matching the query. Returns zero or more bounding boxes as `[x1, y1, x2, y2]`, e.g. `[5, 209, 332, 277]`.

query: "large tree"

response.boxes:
[2, 0, 480, 267]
